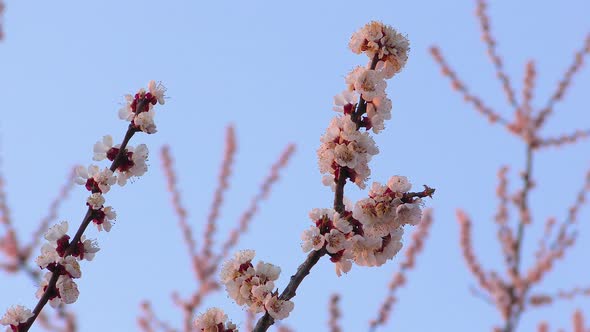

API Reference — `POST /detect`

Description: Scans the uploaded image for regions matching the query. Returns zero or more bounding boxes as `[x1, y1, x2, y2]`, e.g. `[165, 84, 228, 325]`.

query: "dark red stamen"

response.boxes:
[343, 103, 354, 115]
[106, 147, 119, 161]
[92, 209, 106, 225]
[69, 240, 85, 260]
[85, 178, 99, 193]
[56, 235, 70, 257]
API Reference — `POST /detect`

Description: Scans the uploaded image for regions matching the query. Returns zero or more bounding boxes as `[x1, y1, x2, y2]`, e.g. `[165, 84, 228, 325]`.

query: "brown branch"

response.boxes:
[535, 34, 590, 130]
[328, 294, 342, 332]
[494, 166, 517, 273]
[535, 129, 590, 149]
[544, 164, 590, 257]
[201, 125, 236, 263]
[513, 60, 536, 141]
[137, 301, 177, 332]
[512, 145, 534, 268]
[457, 209, 491, 292]
[430, 46, 510, 126]
[503, 143, 534, 332]
[475, 0, 518, 109]
[534, 217, 555, 260]
[528, 286, 590, 308]
[521, 60, 536, 122]
[160, 145, 200, 279]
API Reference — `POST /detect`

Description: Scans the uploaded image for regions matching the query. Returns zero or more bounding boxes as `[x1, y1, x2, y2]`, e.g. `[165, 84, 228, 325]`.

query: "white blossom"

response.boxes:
[87, 193, 105, 210]
[349, 21, 410, 77]
[116, 144, 149, 186]
[334, 254, 353, 277]
[350, 234, 382, 267]
[56, 275, 79, 304]
[324, 229, 349, 254]
[119, 94, 135, 121]
[60, 256, 82, 278]
[81, 237, 100, 261]
[301, 226, 325, 252]
[93, 206, 116, 232]
[387, 175, 411, 193]
[135, 110, 157, 134]
[75, 165, 116, 194]
[194, 308, 237, 332]
[333, 90, 358, 114]
[220, 250, 255, 284]
[334, 215, 353, 234]
[264, 294, 294, 321]
[0, 305, 33, 328]
[317, 115, 378, 189]
[44, 221, 68, 244]
[35, 243, 59, 269]
[346, 67, 387, 101]
[255, 261, 281, 282]
[148, 80, 167, 105]
[92, 135, 114, 161]
[395, 201, 422, 226]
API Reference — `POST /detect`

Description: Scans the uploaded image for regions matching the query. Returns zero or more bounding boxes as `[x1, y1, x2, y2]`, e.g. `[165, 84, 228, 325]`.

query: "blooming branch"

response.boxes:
[1, 81, 167, 332]
[245, 21, 434, 332]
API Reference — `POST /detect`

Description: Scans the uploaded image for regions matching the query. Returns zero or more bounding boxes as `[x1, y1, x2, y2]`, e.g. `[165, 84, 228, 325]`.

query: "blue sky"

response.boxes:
[1, 0, 589, 331]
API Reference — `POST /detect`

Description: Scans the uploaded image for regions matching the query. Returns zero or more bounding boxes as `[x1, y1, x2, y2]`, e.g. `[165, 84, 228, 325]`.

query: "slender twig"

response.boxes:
[429, 46, 510, 126]
[503, 144, 534, 332]
[201, 126, 236, 262]
[476, 0, 518, 109]
[534, 34, 590, 130]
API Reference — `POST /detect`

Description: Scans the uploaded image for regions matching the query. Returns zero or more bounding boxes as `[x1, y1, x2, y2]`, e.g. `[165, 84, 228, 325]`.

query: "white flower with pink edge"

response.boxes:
[0, 305, 33, 329]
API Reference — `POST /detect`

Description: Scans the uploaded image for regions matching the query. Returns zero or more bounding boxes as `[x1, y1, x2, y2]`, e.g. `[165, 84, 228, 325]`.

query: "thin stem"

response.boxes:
[513, 145, 533, 271]
[503, 144, 534, 332]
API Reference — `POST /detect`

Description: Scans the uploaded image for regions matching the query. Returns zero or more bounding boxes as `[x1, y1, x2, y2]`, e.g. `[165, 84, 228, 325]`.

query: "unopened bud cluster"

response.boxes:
[304, 176, 422, 276]
[219, 250, 294, 321]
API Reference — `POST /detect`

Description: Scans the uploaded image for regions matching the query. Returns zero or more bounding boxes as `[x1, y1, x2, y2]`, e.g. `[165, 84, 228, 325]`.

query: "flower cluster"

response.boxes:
[92, 135, 149, 186]
[32, 221, 99, 308]
[348, 21, 410, 77]
[302, 176, 423, 275]
[312, 22, 429, 277]
[220, 250, 294, 320]
[319, 22, 409, 191]
[194, 308, 238, 332]
[1, 81, 165, 331]
[0, 306, 33, 332]
[318, 115, 379, 189]
[119, 80, 166, 134]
